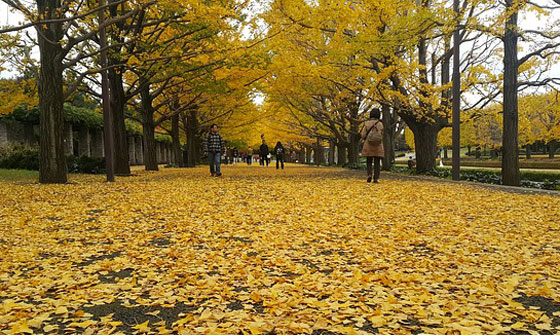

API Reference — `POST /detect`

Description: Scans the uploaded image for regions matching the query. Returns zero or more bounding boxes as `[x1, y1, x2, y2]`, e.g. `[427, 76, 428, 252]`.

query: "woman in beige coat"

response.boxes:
[360, 109, 384, 183]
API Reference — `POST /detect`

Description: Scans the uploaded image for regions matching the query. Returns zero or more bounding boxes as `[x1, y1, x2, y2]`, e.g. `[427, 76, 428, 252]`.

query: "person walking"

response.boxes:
[247, 147, 253, 165]
[203, 124, 225, 177]
[274, 141, 285, 170]
[259, 140, 270, 167]
[360, 109, 384, 183]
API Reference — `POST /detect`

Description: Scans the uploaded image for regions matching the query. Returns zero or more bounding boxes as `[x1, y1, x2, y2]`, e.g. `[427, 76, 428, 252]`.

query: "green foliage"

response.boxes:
[0, 144, 39, 170]
[66, 155, 105, 174]
[3, 103, 104, 129]
[442, 158, 560, 170]
[63, 104, 103, 129]
[390, 165, 560, 190]
[155, 133, 172, 144]
[0, 144, 105, 174]
[125, 120, 143, 136]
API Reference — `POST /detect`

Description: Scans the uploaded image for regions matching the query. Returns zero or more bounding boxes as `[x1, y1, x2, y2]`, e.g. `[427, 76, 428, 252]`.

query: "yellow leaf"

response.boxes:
[69, 320, 96, 328]
[511, 322, 525, 330]
[132, 320, 150, 332]
[43, 325, 58, 332]
[9, 321, 33, 334]
[54, 306, 68, 315]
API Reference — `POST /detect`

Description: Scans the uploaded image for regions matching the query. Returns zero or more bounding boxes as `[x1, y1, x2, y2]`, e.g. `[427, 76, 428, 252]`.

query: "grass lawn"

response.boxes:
[0, 169, 38, 181]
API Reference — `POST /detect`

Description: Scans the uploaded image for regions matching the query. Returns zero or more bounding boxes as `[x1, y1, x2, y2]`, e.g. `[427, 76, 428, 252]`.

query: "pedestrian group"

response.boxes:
[203, 109, 385, 183]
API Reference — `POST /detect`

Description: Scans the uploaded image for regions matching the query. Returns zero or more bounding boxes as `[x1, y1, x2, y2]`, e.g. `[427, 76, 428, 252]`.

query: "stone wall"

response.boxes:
[0, 119, 172, 165]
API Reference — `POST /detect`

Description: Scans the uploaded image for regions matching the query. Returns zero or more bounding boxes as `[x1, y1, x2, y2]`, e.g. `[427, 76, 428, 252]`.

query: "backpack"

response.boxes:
[365, 121, 383, 146]
[276, 146, 284, 155]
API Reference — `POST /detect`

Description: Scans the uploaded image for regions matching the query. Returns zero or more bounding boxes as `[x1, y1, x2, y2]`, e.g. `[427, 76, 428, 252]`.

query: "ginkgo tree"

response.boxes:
[0, 0, 151, 183]
[519, 90, 560, 158]
[260, 0, 516, 173]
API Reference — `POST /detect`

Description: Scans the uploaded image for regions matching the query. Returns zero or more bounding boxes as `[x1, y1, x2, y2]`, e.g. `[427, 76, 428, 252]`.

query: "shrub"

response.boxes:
[0, 144, 105, 174]
[391, 164, 560, 190]
[66, 155, 105, 174]
[0, 144, 39, 170]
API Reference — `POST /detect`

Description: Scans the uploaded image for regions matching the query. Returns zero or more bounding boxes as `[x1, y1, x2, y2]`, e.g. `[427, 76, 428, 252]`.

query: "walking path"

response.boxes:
[1, 165, 559, 335]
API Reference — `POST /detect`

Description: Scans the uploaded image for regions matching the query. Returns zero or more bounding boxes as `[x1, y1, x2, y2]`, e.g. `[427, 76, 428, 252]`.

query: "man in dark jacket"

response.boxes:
[203, 124, 225, 176]
[259, 140, 269, 167]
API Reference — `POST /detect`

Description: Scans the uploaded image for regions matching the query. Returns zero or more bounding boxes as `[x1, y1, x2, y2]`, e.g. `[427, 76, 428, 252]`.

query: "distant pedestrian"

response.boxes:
[260, 140, 270, 167]
[407, 156, 416, 170]
[247, 147, 253, 165]
[360, 109, 384, 183]
[203, 124, 225, 177]
[274, 141, 285, 170]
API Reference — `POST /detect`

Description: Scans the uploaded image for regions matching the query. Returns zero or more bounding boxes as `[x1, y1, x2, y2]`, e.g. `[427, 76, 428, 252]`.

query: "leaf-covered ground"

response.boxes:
[1, 165, 560, 335]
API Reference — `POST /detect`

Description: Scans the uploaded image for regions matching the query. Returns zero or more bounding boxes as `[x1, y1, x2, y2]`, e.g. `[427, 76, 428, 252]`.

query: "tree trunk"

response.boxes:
[108, 67, 130, 175]
[549, 140, 556, 159]
[37, 23, 67, 184]
[412, 124, 439, 173]
[315, 138, 322, 166]
[525, 144, 531, 159]
[502, 1, 521, 186]
[185, 109, 199, 167]
[305, 146, 312, 164]
[171, 113, 183, 167]
[443, 148, 448, 159]
[348, 130, 360, 165]
[337, 142, 347, 166]
[328, 140, 335, 165]
[381, 104, 395, 171]
[140, 83, 158, 171]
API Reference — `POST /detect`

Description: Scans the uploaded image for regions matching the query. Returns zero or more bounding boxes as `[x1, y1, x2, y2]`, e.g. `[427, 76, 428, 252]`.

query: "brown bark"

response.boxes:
[347, 105, 360, 165]
[187, 110, 197, 167]
[171, 113, 183, 167]
[525, 144, 531, 159]
[502, 0, 521, 186]
[305, 146, 312, 164]
[37, 5, 67, 184]
[328, 140, 335, 165]
[549, 140, 556, 159]
[140, 82, 158, 171]
[412, 124, 440, 173]
[381, 104, 395, 171]
[108, 67, 130, 175]
[337, 142, 347, 166]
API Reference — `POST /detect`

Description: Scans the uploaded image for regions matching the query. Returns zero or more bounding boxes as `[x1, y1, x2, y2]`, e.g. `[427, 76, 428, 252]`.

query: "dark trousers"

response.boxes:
[247, 156, 252, 165]
[260, 155, 269, 166]
[366, 156, 382, 180]
[276, 155, 284, 169]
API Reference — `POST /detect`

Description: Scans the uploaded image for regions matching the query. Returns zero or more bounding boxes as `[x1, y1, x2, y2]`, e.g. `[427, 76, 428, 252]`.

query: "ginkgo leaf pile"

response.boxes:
[1, 165, 559, 335]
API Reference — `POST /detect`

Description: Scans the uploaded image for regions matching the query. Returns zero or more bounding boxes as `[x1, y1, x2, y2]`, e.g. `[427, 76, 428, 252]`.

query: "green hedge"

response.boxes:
[0, 144, 105, 174]
[443, 158, 560, 170]
[66, 155, 105, 174]
[390, 165, 560, 191]
[0, 144, 39, 170]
